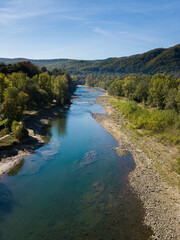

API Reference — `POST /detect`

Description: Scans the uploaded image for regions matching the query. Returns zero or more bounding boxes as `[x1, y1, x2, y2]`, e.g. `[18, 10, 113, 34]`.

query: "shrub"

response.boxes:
[175, 115, 180, 129]
[144, 110, 176, 132]
[12, 121, 28, 140]
[111, 99, 176, 132]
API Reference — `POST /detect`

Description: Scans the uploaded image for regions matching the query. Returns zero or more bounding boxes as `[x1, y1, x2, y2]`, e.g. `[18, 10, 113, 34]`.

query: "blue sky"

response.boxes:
[0, 0, 179, 59]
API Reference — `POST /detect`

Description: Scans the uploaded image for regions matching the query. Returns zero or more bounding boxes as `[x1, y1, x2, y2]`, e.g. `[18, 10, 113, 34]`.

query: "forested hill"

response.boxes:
[0, 43, 180, 75]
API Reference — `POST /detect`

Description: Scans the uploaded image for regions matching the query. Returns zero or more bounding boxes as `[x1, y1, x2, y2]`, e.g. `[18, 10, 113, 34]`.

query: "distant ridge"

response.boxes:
[1, 44, 180, 75]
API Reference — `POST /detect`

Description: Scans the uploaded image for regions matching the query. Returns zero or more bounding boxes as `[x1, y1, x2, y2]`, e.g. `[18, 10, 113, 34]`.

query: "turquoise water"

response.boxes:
[0, 87, 152, 240]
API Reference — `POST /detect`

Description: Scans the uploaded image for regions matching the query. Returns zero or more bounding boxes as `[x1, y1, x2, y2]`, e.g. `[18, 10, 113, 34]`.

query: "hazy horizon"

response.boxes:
[1, 42, 179, 61]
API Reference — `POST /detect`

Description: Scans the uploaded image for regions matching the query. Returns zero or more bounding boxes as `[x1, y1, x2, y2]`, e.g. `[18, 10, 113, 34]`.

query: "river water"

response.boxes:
[0, 86, 152, 240]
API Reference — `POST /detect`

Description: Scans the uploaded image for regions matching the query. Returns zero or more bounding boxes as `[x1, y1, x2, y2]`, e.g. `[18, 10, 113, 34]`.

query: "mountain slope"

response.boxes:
[0, 44, 179, 75]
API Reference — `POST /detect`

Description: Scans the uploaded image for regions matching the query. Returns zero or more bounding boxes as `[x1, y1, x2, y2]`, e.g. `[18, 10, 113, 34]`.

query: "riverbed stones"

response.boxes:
[79, 150, 98, 168]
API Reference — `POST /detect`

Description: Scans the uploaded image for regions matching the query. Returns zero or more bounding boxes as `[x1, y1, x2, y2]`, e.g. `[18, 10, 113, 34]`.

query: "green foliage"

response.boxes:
[133, 76, 151, 103]
[0, 61, 40, 77]
[0, 119, 8, 128]
[8, 72, 30, 91]
[0, 99, 22, 125]
[148, 74, 166, 108]
[175, 85, 180, 112]
[110, 99, 177, 132]
[0, 62, 77, 130]
[11, 121, 28, 140]
[38, 73, 51, 93]
[53, 75, 69, 105]
[0, 131, 17, 148]
[17, 91, 29, 110]
[2, 44, 179, 75]
[0, 73, 8, 103]
[148, 74, 178, 108]
[95, 73, 180, 117]
[110, 78, 124, 96]
[175, 114, 180, 129]
[11, 120, 19, 132]
[165, 88, 178, 110]
[4, 87, 18, 100]
[123, 75, 138, 98]
[144, 110, 175, 131]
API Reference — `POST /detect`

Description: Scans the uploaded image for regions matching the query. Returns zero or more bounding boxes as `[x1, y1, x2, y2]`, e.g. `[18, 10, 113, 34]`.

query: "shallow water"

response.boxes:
[0, 86, 152, 240]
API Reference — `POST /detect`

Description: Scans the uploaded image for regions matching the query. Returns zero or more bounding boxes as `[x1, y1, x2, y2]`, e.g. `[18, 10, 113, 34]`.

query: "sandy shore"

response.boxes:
[92, 95, 180, 240]
[0, 104, 69, 179]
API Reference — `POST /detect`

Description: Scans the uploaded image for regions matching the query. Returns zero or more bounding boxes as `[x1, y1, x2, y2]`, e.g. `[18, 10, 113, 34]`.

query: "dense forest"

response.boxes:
[0, 61, 76, 139]
[1, 44, 180, 78]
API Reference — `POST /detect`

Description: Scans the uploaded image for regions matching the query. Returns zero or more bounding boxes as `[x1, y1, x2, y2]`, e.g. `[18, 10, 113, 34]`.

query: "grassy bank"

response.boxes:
[109, 96, 180, 183]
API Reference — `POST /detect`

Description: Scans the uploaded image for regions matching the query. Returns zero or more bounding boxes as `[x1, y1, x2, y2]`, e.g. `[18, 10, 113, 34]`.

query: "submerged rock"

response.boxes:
[79, 150, 97, 167]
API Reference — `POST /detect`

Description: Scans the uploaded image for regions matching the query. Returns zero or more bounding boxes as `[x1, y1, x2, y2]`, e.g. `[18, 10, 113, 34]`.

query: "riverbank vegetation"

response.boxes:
[85, 73, 180, 174]
[85, 73, 180, 133]
[0, 62, 76, 144]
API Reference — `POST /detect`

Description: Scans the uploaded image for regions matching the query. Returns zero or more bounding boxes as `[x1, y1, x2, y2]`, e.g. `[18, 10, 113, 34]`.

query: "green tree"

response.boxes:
[53, 75, 68, 104]
[123, 75, 138, 98]
[12, 121, 28, 140]
[148, 74, 177, 108]
[38, 73, 52, 101]
[148, 74, 166, 108]
[8, 72, 29, 91]
[85, 74, 94, 87]
[165, 88, 178, 110]
[0, 73, 8, 103]
[134, 76, 150, 103]
[4, 87, 18, 100]
[17, 91, 29, 111]
[110, 78, 124, 96]
[175, 85, 180, 112]
[0, 99, 22, 125]
[38, 73, 51, 91]
[41, 66, 48, 73]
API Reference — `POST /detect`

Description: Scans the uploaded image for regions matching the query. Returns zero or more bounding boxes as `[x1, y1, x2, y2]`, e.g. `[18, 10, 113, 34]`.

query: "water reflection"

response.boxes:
[7, 159, 25, 176]
[54, 111, 68, 137]
[42, 125, 52, 144]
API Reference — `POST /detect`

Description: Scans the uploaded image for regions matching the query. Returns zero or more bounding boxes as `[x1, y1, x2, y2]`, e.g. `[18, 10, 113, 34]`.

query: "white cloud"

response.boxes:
[93, 27, 112, 36]
[0, 0, 68, 24]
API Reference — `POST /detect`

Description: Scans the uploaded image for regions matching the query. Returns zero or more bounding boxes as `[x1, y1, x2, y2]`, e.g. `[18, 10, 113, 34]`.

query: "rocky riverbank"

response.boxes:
[92, 95, 180, 240]
[0, 104, 70, 179]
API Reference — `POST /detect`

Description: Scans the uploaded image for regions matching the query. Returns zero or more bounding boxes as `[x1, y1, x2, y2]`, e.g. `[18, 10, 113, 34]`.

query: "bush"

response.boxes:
[12, 121, 28, 140]
[175, 115, 180, 129]
[111, 99, 176, 132]
[144, 110, 176, 132]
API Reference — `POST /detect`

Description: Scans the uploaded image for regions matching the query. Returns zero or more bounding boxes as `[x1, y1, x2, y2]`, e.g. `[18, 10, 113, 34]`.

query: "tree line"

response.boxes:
[85, 73, 180, 133]
[85, 73, 180, 112]
[0, 62, 77, 131]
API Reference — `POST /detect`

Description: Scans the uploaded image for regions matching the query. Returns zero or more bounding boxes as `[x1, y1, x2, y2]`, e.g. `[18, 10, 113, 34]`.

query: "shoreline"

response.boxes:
[0, 104, 70, 179]
[0, 88, 179, 239]
[92, 94, 180, 240]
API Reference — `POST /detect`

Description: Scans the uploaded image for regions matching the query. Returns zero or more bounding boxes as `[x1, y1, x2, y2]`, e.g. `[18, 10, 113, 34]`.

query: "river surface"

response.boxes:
[0, 86, 152, 240]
